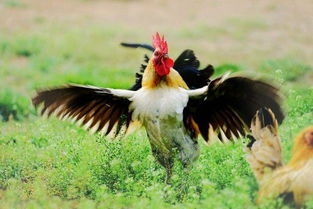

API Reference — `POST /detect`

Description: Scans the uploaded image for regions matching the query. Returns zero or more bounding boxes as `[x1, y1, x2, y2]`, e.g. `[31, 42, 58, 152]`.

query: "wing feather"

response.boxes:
[184, 76, 284, 143]
[32, 84, 135, 138]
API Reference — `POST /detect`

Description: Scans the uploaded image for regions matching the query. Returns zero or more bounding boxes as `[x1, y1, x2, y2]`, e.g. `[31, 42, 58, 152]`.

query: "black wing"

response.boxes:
[121, 42, 214, 90]
[173, 50, 214, 89]
[185, 76, 284, 143]
[32, 85, 133, 137]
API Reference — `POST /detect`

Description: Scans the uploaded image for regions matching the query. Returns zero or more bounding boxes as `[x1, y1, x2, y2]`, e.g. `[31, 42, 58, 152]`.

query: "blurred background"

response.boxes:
[1, 0, 313, 89]
[1, 0, 312, 120]
[0, 0, 312, 208]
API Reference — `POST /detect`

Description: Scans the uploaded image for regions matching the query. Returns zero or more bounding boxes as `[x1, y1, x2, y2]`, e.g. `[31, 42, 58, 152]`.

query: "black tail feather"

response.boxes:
[120, 42, 155, 52]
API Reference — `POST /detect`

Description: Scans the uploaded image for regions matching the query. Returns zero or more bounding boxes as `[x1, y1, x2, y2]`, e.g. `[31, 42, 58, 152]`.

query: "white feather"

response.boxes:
[130, 86, 189, 122]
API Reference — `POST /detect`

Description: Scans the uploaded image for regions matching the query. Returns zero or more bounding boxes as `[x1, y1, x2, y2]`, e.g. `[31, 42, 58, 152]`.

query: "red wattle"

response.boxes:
[155, 57, 174, 76]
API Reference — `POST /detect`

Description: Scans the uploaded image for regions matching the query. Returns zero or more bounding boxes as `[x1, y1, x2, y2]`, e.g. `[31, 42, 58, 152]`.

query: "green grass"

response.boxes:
[260, 59, 312, 82]
[0, 89, 32, 121]
[0, 24, 313, 209]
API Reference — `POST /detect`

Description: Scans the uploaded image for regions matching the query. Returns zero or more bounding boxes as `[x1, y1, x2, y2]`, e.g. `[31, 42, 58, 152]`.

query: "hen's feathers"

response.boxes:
[246, 109, 313, 206]
[245, 108, 283, 183]
[32, 85, 133, 137]
[257, 158, 313, 206]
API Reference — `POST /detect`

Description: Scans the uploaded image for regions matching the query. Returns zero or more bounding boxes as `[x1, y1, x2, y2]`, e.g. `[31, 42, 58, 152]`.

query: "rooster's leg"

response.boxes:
[150, 144, 174, 184]
[165, 164, 173, 184]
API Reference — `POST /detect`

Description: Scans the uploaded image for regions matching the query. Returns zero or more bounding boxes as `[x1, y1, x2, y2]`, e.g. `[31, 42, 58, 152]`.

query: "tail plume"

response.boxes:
[246, 108, 283, 183]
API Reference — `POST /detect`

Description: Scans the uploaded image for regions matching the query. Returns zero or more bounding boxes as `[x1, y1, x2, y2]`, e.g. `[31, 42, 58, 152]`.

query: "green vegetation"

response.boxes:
[0, 89, 31, 121]
[0, 24, 312, 209]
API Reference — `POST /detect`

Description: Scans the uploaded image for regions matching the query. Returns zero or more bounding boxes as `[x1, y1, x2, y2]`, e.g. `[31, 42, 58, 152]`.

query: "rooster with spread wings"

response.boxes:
[32, 33, 284, 183]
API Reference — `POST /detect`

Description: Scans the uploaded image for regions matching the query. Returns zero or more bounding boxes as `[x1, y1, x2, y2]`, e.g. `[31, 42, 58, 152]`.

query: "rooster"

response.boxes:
[246, 108, 313, 206]
[32, 33, 284, 183]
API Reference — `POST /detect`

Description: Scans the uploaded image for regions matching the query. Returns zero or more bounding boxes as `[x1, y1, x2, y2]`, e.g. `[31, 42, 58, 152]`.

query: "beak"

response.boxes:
[163, 54, 169, 59]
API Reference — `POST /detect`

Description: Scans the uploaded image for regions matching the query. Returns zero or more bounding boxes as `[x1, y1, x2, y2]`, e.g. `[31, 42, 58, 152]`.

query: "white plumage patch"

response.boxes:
[130, 86, 189, 122]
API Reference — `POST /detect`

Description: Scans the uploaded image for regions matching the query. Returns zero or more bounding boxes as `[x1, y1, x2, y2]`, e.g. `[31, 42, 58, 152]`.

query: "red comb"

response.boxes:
[152, 32, 168, 54]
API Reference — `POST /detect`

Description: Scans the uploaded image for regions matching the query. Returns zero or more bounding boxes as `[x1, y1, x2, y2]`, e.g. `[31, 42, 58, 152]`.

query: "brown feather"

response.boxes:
[32, 85, 132, 137]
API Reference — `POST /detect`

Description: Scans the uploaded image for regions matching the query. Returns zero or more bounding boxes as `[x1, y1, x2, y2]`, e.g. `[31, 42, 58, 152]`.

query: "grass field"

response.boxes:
[1, 0, 313, 208]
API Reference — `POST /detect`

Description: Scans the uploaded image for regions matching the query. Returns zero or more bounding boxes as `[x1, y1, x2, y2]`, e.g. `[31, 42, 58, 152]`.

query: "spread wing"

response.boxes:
[32, 84, 136, 137]
[184, 75, 284, 143]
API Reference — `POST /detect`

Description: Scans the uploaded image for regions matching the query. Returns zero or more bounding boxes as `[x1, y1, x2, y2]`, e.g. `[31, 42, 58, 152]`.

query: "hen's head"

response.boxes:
[303, 127, 313, 146]
[293, 126, 313, 154]
[152, 32, 174, 76]
[289, 126, 313, 165]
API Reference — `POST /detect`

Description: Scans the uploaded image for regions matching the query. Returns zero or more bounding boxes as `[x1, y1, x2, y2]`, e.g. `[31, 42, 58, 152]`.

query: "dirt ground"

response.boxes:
[1, 0, 313, 67]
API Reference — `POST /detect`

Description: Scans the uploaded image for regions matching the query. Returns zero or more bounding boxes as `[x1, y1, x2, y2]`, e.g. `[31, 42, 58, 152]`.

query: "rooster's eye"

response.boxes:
[154, 51, 160, 56]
